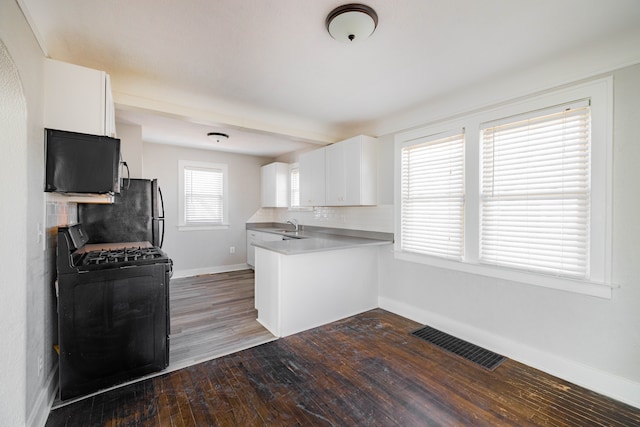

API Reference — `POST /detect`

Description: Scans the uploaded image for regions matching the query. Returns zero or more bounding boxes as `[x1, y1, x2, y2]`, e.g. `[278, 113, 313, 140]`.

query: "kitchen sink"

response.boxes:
[269, 229, 305, 238]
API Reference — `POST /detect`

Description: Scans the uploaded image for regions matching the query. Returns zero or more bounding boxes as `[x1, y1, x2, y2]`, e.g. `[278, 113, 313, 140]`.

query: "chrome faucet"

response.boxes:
[286, 219, 299, 231]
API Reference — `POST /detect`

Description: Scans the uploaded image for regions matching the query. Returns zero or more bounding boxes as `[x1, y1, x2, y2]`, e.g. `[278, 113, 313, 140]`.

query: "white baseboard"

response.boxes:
[379, 296, 640, 410]
[27, 363, 58, 427]
[172, 263, 250, 279]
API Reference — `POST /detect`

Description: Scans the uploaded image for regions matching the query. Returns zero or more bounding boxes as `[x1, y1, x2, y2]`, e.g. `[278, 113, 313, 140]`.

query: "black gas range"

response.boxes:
[56, 224, 172, 401]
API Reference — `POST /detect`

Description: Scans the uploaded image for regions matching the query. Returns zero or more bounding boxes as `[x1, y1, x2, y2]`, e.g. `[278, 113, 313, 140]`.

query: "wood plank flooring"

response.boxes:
[46, 307, 640, 426]
[169, 270, 276, 371]
[50, 269, 276, 409]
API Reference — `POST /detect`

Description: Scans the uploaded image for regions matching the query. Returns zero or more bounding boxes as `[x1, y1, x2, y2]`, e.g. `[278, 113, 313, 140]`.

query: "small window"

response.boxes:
[290, 164, 300, 208]
[178, 160, 228, 230]
[400, 130, 465, 260]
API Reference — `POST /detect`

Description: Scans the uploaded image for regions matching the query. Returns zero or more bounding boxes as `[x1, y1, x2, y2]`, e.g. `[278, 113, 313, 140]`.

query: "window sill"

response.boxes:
[178, 224, 229, 231]
[394, 250, 614, 299]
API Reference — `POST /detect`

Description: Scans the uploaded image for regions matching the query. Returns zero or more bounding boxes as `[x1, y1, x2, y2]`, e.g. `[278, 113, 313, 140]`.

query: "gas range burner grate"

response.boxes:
[82, 247, 166, 266]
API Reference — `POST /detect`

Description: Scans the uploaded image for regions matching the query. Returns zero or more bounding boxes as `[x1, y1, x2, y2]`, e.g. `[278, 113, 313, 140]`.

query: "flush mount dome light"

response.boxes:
[207, 132, 229, 142]
[326, 3, 378, 43]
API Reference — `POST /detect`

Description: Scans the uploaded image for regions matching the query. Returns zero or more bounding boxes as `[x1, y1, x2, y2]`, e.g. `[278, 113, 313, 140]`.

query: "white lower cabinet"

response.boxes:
[254, 245, 378, 337]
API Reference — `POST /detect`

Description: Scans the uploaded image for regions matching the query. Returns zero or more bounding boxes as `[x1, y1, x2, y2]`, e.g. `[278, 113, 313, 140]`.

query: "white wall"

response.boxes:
[1, 4, 80, 426]
[117, 122, 144, 178]
[142, 142, 270, 277]
[0, 1, 59, 426]
[0, 37, 28, 427]
[377, 64, 640, 408]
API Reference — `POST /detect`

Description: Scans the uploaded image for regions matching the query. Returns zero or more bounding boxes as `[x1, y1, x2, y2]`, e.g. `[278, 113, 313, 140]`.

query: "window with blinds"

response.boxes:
[290, 166, 300, 208]
[480, 101, 591, 279]
[400, 131, 465, 260]
[183, 166, 225, 224]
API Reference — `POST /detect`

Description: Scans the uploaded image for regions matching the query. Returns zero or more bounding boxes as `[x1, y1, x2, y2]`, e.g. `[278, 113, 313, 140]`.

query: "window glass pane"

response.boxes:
[184, 167, 224, 224]
[290, 167, 300, 208]
[401, 132, 465, 259]
[480, 104, 591, 278]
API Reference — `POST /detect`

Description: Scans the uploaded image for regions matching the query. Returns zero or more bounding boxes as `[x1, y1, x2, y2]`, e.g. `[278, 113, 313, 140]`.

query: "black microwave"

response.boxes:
[45, 128, 121, 194]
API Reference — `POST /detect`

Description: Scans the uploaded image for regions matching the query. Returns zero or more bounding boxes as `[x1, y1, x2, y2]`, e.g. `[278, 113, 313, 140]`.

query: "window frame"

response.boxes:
[479, 100, 591, 279]
[394, 77, 613, 298]
[399, 129, 466, 260]
[178, 160, 229, 231]
[289, 162, 300, 209]
[287, 162, 312, 212]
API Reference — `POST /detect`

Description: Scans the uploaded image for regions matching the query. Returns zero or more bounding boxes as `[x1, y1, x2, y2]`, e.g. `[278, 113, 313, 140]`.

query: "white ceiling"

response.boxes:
[19, 0, 640, 157]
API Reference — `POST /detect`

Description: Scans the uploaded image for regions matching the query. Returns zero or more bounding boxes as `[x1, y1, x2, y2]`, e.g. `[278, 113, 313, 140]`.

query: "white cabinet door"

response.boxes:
[261, 162, 289, 207]
[299, 148, 326, 206]
[44, 58, 116, 136]
[254, 247, 281, 333]
[325, 142, 347, 205]
[325, 135, 378, 206]
[255, 245, 379, 338]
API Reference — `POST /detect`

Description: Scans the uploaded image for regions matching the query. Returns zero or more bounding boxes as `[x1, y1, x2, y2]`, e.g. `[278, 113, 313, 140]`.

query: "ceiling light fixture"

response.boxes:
[207, 132, 229, 142]
[326, 3, 378, 43]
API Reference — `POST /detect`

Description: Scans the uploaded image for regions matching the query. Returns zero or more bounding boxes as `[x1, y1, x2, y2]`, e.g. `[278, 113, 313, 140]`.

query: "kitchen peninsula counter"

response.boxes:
[247, 224, 393, 255]
[248, 223, 393, 338]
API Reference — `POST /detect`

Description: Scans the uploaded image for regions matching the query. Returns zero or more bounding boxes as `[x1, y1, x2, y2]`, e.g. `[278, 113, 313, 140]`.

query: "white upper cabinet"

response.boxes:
[325, 135, 378, 206]
[44, 58, 116, 137]
[299, 147, 326, 207]
[261, 162, 289, 207]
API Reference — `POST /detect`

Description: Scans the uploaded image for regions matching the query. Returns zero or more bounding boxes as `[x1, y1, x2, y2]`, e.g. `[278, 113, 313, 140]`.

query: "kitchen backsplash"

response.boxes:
[44, 199, 78, 326]
[247, 204, 393, 233]
[45, 200, 77, 253]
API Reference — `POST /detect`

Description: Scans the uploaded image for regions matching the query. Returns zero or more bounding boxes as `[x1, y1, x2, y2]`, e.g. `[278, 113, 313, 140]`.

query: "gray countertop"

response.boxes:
[248, 225, 393, 255]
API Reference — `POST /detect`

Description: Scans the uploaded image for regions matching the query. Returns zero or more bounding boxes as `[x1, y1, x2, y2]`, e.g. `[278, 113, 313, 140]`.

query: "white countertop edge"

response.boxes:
[252, 232, 392, 255]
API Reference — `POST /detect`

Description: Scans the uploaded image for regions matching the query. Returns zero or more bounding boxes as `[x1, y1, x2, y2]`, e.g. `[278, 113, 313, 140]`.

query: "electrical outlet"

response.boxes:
[229, 246, 236, 254]
[38, 355, 43, 377]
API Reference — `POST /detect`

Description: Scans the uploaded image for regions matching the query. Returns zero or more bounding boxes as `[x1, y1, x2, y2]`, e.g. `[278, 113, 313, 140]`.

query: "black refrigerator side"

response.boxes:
[78, 178, 163, 247]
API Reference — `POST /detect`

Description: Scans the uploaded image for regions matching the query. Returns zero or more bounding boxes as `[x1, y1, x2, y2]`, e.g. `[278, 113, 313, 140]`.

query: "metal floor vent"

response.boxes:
[411, 325, 506, 371]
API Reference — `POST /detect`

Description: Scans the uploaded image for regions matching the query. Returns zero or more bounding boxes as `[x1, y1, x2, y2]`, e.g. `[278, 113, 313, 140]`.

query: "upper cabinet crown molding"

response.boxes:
[261, 162, 289, 208]
[44, 58, 116, 137]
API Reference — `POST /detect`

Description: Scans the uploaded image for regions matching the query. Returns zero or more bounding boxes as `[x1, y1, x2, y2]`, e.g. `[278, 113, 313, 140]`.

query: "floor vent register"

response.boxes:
[410, 325, 506, 371]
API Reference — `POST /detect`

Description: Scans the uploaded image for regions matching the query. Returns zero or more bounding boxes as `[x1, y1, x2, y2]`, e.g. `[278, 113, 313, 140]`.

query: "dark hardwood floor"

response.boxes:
[51, 270, 276, 409]
[46, 306, 640, 426]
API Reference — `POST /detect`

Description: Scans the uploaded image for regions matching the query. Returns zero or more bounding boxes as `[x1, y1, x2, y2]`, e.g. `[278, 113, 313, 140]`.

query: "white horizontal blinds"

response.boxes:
[401, 130, 465, 259]
[290, 167, 300, 207]
[184, 166, 224, 224]
[480, 101, 591, 278]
